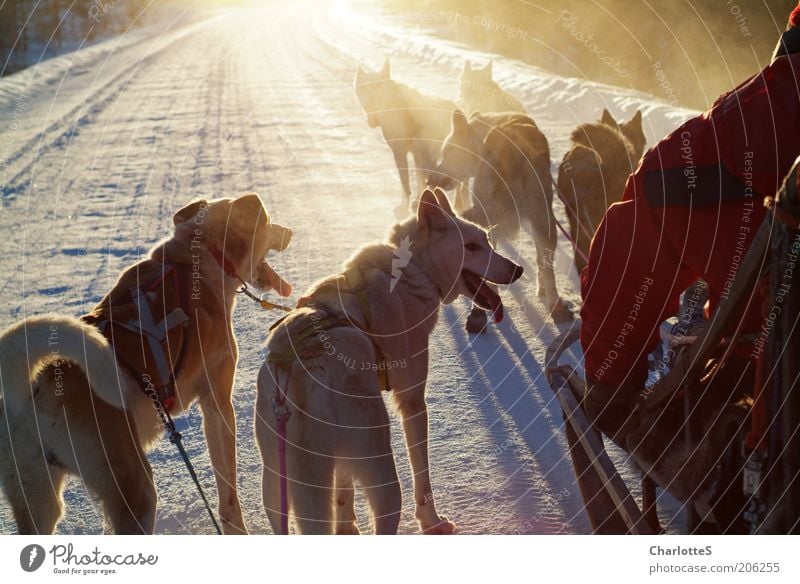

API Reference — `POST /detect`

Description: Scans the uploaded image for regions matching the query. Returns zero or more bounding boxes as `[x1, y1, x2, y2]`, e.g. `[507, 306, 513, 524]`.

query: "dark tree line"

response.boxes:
[0, 0, 162, 76]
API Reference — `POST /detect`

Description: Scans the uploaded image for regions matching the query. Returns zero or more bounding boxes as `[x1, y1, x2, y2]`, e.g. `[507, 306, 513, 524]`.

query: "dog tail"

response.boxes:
[0, 315, 127, 413]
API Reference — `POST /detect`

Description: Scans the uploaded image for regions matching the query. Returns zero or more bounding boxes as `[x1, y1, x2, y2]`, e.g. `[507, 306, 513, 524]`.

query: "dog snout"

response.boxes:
[269, 223, 292, 252]
[511, 263, 523, 282]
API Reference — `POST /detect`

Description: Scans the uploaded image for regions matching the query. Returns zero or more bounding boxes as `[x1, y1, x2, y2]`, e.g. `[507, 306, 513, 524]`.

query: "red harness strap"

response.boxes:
[209, 247, 240, 280]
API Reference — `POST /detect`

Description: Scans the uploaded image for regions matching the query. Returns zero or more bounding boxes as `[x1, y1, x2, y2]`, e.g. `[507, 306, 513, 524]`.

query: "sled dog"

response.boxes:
[429, 109, 572, 322]
[256, 189, 523, 534]
[355, 60, 457, 215]
[0, 194, 291, 534]
[557, 109, 646, 271]
[459, 59, 526, 115]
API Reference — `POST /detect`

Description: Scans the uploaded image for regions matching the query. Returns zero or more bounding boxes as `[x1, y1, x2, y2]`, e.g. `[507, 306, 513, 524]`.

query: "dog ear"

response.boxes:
[600, 108, 617, 127]
[234, 192, 268, 221]
[452, 109, 469, 133]
[355, 63, 364, 82]
[380, 58, 390, 79]
[417, 188, 449, 231]
[463, 60, 472, 73]
[173, 198, 208, 225]
[433, 188, 454, 216]
[483, 60, 493, 78]
[629, 109, 643, 128]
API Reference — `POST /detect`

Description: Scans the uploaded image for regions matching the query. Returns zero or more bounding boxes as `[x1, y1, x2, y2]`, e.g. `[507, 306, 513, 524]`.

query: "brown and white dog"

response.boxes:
[0, 193, 291, 534]
[256, 189, 523, 534]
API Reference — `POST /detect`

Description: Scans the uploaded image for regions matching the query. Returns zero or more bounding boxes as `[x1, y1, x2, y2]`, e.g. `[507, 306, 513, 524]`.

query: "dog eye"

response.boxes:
[464, 242, 481, 252]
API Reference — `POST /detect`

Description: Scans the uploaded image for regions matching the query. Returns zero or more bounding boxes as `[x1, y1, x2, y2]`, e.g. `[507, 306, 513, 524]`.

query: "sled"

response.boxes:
[546, 175, 800, 534]
[546, 325, 655, 534]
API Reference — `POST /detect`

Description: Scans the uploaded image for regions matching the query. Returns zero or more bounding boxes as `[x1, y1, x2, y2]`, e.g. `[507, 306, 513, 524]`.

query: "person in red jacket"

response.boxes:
[581, 5, 800, 447]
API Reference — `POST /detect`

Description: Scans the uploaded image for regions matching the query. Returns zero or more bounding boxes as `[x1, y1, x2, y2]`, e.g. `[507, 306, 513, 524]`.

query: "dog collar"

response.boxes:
[209, 247, 239, 280]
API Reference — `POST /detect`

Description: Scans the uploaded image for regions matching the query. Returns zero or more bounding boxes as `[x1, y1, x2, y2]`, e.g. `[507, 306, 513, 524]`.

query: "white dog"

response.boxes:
[256, 189, 523, 534]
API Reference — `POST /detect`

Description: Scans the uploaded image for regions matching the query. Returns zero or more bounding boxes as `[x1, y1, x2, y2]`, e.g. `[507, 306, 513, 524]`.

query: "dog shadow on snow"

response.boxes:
[462, 248, 686, 533]
[441, 291, 590, 533]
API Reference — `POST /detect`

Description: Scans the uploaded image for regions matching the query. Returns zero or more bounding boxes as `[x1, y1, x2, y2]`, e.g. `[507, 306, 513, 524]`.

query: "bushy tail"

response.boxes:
[0, 315, 127, 413]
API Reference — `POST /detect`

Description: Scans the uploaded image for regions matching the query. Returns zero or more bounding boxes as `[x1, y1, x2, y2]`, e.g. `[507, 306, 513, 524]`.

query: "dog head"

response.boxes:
[428, 109, 484, 190]
[354, 59, 392, 129]
[410, 188, 522, 322]
[460, 59, 493, 86]
[172, 193, 292, 297]
[459, 60, 493, 102]
[601, 108, 646, 158]
[618, 110, 646, 159]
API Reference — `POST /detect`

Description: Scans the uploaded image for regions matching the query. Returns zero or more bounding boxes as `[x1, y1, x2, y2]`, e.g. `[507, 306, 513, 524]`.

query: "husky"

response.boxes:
[255, 189, 523, 534]
[557, 109, 646, 271]
[446, 60, 526, 215]
[354, 60, 457, 216]
[429, 109, 572, 323]
[459, 60, 526, 115]
[0, 194, 292, 534]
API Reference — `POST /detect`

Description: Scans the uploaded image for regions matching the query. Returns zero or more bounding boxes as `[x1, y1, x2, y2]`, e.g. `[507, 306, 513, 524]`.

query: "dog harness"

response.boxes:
[265, 265, 389, 535]
[83, 261, 190, 412]
[270, 264, 390, 389]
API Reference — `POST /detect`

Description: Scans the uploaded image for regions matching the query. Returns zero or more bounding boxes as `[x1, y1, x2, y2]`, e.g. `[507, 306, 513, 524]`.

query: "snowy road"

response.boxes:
[0, 1, 696, 534]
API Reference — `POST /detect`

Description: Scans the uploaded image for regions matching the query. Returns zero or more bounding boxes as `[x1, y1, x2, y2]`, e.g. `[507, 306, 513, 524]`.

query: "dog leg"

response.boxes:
[392, 146, 412, 216]
[334, 471, 360, 535]
[255, 365, 286, 534]
[256, 422, 283, 534]
[255, 411, 282, 534]
[2, 458, 67, 535]
[395, 379, 456, 535]
[200, 394, 247, 534]
[290, 449, 335, 535]
[68, 404, 158, 534]
[531, 219, 573, 323]
[98, 458, 157, 535]
[261, 461, 284, 535]
[400, 402, 455, 534]
[359, 460, 401, 535]
[414, 165, 429, 204]
[454, 182, 472, 214]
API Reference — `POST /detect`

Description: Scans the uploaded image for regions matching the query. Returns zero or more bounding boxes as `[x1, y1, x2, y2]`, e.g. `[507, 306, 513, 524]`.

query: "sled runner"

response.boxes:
[546, 325, 655, 534]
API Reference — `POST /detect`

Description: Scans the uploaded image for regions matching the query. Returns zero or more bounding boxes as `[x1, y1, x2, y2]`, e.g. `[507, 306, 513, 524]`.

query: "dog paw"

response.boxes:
[465, 308, 488, 334]
[421, 517, 457, 535]
[550, 299, 574, 323]
[335, 523, 361, 535]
